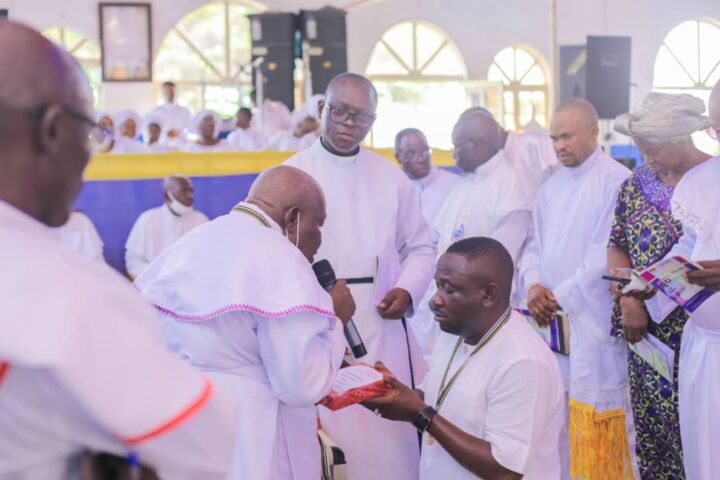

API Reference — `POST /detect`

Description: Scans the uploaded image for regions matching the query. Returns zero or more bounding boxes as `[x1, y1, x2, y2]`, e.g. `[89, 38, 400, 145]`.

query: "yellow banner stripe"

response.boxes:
[84, 148, 456, 180]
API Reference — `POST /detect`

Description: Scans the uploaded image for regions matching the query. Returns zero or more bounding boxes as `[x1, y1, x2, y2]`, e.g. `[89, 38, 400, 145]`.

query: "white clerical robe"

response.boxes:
[268, 131, 318, 151]
[125, 204, 208, 279]
[411, 167, 461, 227]
[0, 200, 239, 480]
[150, 102, 193, 134]
[503, 131, 559, 204]
[668, 156, 720, 480]
[227, 127, 269, 151]
[420, 312, 564, 479]
[135, 203, 345, 479]
[286, 139, 436, 480]
[53, 211, 104, 261]
[518, 148, 635, 479]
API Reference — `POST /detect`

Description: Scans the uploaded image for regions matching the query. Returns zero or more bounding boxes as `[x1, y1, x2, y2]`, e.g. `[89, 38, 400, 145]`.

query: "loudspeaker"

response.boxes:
[248, 13, 296, 111]
[585, 36, 631, 119]
[0, 9, 8, 19]
[299, 8, 348, 95]
[559, 45, 586, 103]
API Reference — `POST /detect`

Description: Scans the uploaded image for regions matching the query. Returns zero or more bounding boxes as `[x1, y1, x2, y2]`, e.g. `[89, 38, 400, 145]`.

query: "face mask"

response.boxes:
[285, 210, 301, 247]
[168, 192, 194, 217]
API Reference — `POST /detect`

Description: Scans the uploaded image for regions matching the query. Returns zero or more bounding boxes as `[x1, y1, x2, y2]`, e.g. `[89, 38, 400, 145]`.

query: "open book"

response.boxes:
[622, 256, 717, 313]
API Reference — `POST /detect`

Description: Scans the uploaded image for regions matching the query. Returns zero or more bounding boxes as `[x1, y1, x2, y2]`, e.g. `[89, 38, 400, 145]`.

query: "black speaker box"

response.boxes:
[0, 9, 8, 19]
[299, 8, 348, 95]
[585, 36, 632, 119]
[248, 13, 296, 111]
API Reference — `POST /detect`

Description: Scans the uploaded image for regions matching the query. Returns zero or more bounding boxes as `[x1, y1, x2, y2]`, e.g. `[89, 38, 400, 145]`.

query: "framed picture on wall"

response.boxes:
[99, 3, 152, 81]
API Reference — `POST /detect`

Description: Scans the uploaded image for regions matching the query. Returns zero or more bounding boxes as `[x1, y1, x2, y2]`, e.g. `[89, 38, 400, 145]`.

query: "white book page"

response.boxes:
[332, 365, 383, 394]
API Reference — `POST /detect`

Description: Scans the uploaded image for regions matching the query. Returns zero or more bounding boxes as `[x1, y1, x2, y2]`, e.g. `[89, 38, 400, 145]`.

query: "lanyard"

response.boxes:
[435, 307, 512, 411]
[232, 205, 271, 228]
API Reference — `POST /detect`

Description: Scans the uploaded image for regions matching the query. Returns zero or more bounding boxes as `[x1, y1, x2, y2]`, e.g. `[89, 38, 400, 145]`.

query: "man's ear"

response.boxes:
[283, 206, 301, 233]
[37, 104, 65, 155]
[481, 283, 498, 307]
[318, 100, 326, 119]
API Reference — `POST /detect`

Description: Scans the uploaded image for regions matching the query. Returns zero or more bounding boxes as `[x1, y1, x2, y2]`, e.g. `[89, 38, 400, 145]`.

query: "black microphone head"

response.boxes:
[312, 259, 336, 291]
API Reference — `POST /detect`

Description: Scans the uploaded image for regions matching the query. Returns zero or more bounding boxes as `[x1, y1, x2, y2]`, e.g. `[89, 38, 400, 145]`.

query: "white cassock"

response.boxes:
[413, 152, 531, 358]
[503, 131, 559, 204]
[665, 156, 720, 480]
[0, 200, 238, 480]
[518, 148, 635, 480]
[420, 311, 564, 479]
[135, 202, 345, 479]
[150, 102, 193, 134]
[268, 131, 318, 151]
[227, 128, 269, 151]
[411, 167, 461, 228]
[110, 136, 147, 153]
[125, 204, 208, 279]
[53, 211, 104, 261]
[286, 139, 436, 480]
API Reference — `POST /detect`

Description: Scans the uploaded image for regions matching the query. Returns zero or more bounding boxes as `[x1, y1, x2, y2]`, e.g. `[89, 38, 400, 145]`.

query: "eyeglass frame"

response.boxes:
[396, 147, 432, 162]
[26, 104, 112, 146]
[326, 104, 376, 128]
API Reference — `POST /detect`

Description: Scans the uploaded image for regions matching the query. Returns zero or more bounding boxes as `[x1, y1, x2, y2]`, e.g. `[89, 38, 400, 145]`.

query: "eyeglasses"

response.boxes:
[27, 104, 113, 151]
[397, 148, 431, 162]
[327, 104, 376, 128]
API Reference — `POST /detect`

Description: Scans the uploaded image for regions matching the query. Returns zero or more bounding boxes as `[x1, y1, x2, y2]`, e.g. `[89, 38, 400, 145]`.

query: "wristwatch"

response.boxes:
[412, 406, 438, 433]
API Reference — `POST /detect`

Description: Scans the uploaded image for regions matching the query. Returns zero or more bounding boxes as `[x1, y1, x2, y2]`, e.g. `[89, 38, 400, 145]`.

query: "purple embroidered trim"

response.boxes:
[634, 164, 674, 212]
[153, 302, 337, 322]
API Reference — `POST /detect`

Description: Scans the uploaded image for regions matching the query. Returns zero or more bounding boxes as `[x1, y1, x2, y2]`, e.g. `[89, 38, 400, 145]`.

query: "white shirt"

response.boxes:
[420, 312, 564, 479]
[519, 147, 631, 407]
[434, 150, 532, 264]
[109, 136, 146, 154]
[411, 167, 461, 227]
[53, 211, 104, 261]
[0, 201, 238, 480]
[150, 102, 193, 134]
[183, 140, 229, 152]
[268, 131, 318, 151]
[125, 204, 208, 278]
[226, 127, 268, 151]
[286, 139, 436, 480]
[136, 204, 345, 479]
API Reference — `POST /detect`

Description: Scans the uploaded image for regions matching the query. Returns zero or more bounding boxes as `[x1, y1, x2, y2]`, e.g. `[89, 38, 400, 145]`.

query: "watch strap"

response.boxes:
[412, 405, 437, 433]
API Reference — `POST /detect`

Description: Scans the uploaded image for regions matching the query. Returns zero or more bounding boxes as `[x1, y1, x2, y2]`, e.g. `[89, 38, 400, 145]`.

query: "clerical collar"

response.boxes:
[319, 137, 360, 164]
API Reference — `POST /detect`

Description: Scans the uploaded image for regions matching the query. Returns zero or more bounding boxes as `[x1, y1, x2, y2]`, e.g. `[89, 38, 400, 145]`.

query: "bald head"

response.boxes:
[451, 111, 502, 173]
[0, 21, 94, 227]
[320, 73, 378, 154]
[710, 80, 720, 129]
[550, 98, 600, 167]
[247, 166, 326, 262]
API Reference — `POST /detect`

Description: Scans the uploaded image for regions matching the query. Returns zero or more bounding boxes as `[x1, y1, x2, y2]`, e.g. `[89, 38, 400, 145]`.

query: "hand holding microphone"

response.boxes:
[313, 260, 368, 358]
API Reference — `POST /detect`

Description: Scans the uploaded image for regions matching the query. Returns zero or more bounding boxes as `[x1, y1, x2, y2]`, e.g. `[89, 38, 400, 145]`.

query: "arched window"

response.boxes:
[653, 18, 720, 154]
[154, 1, 259, 116]
[487, 46, 550, 132]
[365, 21, 468, 148]
[43, 28, 101, 106]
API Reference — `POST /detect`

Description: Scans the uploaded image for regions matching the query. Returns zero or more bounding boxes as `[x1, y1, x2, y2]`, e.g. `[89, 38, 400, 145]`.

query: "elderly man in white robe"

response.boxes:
[125, 174, 208, 279]
[136, 165, 353, 479]
[0, 21, 238, 479]
[286, 73, 436, 480]
[366, 237, 564, 480]
[519, 99, 634, 480]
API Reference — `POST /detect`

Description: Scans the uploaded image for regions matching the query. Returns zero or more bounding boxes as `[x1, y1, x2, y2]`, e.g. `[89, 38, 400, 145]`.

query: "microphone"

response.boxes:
[313, 260, 368, 358]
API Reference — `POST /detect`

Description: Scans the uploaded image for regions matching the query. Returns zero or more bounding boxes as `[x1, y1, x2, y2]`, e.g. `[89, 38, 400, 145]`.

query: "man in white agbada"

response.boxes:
[461, 107, 558, 203]
[394, 128, 459, 357]
[519, 99, 634, 480]
[125, 175, 208, 279]
[285, 73, 436, 480]
[226, 107, 268, 151]
[366, 237, 564, 480]
[394, 128, 460, 227]
[149, 81, 193, 138]
[135, 166, 354, 479]
[0, 22, 238, 479]
[53, 210, 104, 261]
[652, 81, 720, 479]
